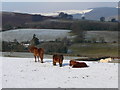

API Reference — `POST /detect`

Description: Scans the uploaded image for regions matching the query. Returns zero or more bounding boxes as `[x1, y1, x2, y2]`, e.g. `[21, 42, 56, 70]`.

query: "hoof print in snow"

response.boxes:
[82, 76, 85, 79]
[4, 75, 6, 76]
[20, 70, 23, 72]
[86, 75, 89, 77]
[44, 78, 46, 80]
[72, 76, 78, 78]
[64, 81, 67, 83]
[109, 76, 112, 79]
[32, 70, 37, 71]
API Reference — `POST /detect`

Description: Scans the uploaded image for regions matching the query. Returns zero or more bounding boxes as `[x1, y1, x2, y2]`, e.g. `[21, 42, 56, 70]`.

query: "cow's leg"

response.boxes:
[53, 60, 56, 66]
[34, 55, 37, 62]
[37, 56, 40, 62]
[40, 55, 43, 63]
[59, 63, 62, 67]
[59, 60, 63, 67]
[59, 62, 62, 67]
[41, 57, 43, 63]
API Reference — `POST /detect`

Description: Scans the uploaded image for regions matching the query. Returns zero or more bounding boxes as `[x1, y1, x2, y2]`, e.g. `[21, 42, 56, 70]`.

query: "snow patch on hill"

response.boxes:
[31, 9, 93, 16]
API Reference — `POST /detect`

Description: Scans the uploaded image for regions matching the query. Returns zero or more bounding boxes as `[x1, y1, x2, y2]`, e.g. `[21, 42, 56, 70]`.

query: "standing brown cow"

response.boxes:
[53, 54, 64, 67]
[28, 46, 44, 63]
[69, 60, 88, 68]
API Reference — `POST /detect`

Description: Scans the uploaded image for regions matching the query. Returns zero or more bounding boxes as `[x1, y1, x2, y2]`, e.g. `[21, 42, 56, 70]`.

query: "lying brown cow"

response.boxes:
[69, 60, 89, 68]
[53, 54, 64, 67]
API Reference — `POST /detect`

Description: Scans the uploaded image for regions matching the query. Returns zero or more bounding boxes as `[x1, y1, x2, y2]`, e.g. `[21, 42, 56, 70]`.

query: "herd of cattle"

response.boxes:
[28, 46, 119, 68]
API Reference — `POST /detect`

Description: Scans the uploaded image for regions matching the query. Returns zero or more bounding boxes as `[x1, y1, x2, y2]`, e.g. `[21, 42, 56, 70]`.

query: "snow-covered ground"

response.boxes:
[2, 56, 118, 88]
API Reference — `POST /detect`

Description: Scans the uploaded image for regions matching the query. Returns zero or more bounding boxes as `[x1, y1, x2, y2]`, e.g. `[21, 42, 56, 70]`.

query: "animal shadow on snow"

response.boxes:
[34, 59, 69, 67]
[44, 60, 53, 63]
[62, 63, 69, 67]
[45, 60, 69, 67]
[52, 63, 69, 67]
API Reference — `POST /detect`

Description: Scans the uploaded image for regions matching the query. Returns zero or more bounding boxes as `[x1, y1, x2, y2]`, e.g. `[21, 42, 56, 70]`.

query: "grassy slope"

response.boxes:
[69, 43, 118, 57]
[85, 31, 118, 43]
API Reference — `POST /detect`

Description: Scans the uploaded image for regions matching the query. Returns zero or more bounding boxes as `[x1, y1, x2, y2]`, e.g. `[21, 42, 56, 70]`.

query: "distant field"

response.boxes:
[1, 29, 118, 43]
[1, 29, 118, 57]
[2, 52, 80, 60]
[85, 31, 118, 43]
[69, 43, 118, 57]
[1, 29, 71, 42]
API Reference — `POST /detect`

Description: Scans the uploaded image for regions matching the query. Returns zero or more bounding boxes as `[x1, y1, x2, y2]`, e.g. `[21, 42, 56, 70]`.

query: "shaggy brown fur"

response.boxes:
[69, 60, 88, 68]
[53, 54, 64, 67]
[28, 46, 44, 63]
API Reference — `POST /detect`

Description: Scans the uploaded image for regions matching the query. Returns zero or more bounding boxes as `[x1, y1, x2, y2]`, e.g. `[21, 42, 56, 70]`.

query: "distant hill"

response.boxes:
[1, 7, 118, 31]
[30, 7, 118, 21]
[2, 12, 32, 26]
[2, 12, 55, 30]
[72, 7, 118, 20]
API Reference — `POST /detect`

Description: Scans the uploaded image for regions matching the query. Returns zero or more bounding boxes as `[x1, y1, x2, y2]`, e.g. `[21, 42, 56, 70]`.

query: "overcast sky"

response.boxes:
[1, 0, 119, 2]
[2, 2, 118, 13]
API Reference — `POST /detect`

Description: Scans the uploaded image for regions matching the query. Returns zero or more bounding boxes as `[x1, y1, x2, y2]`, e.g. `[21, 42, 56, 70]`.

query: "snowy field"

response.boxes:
[1, 29, 118, 43]
[1, 29, 71, 42]
[2, 56, 118, 88]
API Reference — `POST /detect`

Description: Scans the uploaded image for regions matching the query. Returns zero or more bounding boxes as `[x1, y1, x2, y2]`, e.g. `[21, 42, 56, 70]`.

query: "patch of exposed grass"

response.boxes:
[69, 43, 118, 57]
[4, 55, 20, 57]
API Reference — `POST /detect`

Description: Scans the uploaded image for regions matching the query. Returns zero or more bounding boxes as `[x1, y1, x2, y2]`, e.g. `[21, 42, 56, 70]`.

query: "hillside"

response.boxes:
[72, 7, 118, 20]
[85, 31, 118, 43]
[2, 7, 118, 31]
[2, 12, 55, 31]
[32, 7, 118, 21]
[69, 43, 118, 57]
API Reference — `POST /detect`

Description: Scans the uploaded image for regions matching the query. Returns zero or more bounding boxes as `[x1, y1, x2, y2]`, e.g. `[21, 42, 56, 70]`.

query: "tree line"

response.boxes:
[2, 34, 72, 54]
